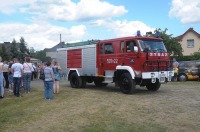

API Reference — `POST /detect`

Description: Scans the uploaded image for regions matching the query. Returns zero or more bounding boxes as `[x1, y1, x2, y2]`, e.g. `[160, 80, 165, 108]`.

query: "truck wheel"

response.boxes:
[146, 80, 161, 91]
[119, 73, 136, 94]
[178, 74, 187, 81]
[94, 78, 108, 87]
[70, 72, 82, 88]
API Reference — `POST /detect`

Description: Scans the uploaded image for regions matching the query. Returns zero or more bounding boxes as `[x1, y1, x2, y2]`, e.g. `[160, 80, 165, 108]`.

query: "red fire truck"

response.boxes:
[57, 31, 173, 94]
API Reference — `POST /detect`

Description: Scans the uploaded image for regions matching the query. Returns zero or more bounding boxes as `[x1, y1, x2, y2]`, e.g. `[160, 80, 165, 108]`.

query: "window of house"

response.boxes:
[187, 39, 194, 48]
[105, 43, 114, 54]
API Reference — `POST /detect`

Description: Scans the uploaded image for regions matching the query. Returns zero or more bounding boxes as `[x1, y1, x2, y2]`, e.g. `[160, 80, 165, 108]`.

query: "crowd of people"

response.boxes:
[0, 56, 61, 100]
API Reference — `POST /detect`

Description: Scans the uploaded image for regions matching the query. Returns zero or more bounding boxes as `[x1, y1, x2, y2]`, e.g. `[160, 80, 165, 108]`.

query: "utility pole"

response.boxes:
[60, 34, 62, 43]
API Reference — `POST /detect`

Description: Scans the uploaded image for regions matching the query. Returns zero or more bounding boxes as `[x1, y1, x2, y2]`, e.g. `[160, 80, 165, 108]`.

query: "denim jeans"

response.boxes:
[8, 74, 13, 85]
[13, 77, 21, 96]
[23, 73, 32, 93]
[0, 72, 4, 97]
[44, 81, 53, 99]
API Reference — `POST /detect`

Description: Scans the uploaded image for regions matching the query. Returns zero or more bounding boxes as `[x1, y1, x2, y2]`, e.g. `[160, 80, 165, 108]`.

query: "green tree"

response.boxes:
[152, 28, 183, 56]
[29, 47, 35, 57]
[33, 49, 46, 59]
[31, 48, 50, 62]
[191, 51, 200, 60]
[19, 37, 30, 61]
[10, 39, 20, 59]
[0, 45, 9, 60]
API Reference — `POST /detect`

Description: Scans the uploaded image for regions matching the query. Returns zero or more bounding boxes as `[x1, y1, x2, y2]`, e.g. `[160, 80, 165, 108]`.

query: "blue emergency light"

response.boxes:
[156, 32, 160, 38]
[137, 30, 141, 36]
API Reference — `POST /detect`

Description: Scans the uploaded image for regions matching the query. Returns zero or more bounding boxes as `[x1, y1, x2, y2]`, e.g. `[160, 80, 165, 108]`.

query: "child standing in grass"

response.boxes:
[44, 61, 54, 100]
[173, 63, 179, 81]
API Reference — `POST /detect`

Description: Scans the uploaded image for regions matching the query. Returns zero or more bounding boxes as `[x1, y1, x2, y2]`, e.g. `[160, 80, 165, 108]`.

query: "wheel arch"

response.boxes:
[116, 66, 135, 79]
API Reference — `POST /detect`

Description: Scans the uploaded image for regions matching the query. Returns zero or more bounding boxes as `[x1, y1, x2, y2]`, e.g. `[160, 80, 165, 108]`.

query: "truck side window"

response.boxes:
[105, 43, 114, 54]
[120, 41, 124, 53]
[126, 41, 136, 52]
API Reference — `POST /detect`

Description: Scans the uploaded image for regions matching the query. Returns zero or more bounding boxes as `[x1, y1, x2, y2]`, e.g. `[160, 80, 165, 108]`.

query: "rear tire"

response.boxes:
[119, 73, 136, 94]
[146, 79, 161, 91]
[69, 72, 82, 88]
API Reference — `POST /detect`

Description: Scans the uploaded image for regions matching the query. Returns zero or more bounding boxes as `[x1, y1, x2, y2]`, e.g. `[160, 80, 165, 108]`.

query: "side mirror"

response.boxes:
[134, 46, 138, 52]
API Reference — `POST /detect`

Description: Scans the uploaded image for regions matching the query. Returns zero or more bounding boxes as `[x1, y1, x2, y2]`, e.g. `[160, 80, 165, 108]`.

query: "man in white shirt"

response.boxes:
[0, 56, 4, 98]
[11, 58, 23, 97]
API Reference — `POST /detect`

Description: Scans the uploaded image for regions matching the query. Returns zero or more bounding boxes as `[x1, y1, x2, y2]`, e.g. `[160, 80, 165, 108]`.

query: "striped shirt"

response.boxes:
[44, 66, 53, 81]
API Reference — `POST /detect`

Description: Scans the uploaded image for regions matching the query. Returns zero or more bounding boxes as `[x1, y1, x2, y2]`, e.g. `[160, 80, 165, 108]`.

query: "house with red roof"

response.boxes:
[177, 28, 200, 56]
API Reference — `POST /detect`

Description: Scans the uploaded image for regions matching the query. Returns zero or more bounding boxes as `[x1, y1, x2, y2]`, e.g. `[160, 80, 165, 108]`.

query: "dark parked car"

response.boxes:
[178, 60, 200, 81]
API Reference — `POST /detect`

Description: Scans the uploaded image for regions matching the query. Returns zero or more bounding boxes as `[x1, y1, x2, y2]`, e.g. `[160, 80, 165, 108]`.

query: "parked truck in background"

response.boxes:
[178, 60, 200, 81]
[56, 31, 174, 94]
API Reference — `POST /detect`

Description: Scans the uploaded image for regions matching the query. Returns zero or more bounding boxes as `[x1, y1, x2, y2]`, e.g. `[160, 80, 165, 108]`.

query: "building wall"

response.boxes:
[181, 32, 200, 56]
[46, 52, 57, 59]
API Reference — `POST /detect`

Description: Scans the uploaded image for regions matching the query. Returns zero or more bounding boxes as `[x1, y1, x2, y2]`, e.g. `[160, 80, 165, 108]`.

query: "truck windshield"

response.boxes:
[138, 40, 167, 52]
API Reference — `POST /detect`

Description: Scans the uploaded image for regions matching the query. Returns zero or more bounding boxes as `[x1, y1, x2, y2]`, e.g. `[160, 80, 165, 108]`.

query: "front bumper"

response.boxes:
[142, 71, 174, 83]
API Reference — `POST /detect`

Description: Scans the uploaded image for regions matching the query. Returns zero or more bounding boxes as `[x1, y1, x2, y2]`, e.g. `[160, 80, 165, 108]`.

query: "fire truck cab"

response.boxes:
[57, 32, 173, 94]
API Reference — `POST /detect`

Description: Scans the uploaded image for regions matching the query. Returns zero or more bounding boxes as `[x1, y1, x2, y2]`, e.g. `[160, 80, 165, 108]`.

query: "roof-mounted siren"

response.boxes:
[146, 32, 152, 37]
[137, 30, 141, 36]
[156, 31, 160, 38]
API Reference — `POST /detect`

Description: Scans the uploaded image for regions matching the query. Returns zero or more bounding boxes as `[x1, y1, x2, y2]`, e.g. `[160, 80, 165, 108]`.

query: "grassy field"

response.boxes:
[0, 80, 200, 132]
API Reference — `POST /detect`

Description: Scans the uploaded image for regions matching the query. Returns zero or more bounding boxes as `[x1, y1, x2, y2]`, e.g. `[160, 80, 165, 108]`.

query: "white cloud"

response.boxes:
[0, 0, 34, 14]
[0, 23, 87, 50]
[92, 20, 155, 37]
[169, 0, 200, 24]
[2, 0, 127, 22]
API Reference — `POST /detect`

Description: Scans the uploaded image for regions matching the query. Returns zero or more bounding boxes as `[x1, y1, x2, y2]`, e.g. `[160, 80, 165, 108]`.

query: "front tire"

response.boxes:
[146, 79, 161, 91]
[119, 73, 136, 94]
[178, 74, 187, 81]
[69, 72, 82, 88]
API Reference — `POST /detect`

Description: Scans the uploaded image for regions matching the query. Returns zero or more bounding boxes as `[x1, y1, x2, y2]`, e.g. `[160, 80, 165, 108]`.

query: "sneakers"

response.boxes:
[0, 96, 4, 99]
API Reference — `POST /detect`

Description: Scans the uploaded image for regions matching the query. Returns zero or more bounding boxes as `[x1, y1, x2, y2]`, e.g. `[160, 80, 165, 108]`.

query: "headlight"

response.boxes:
[151, 73, 155, 78]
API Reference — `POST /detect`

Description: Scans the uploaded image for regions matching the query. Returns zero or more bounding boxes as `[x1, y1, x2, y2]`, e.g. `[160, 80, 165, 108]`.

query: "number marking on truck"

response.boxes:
[107, 59, 118, 64]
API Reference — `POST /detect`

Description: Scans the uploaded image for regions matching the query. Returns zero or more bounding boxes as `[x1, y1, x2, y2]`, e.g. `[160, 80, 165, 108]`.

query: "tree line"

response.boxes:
[0, 37, 49, 62]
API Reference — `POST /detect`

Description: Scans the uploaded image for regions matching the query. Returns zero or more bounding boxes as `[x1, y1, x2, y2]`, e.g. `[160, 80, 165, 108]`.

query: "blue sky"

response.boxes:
[0, 0, 200, 50]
